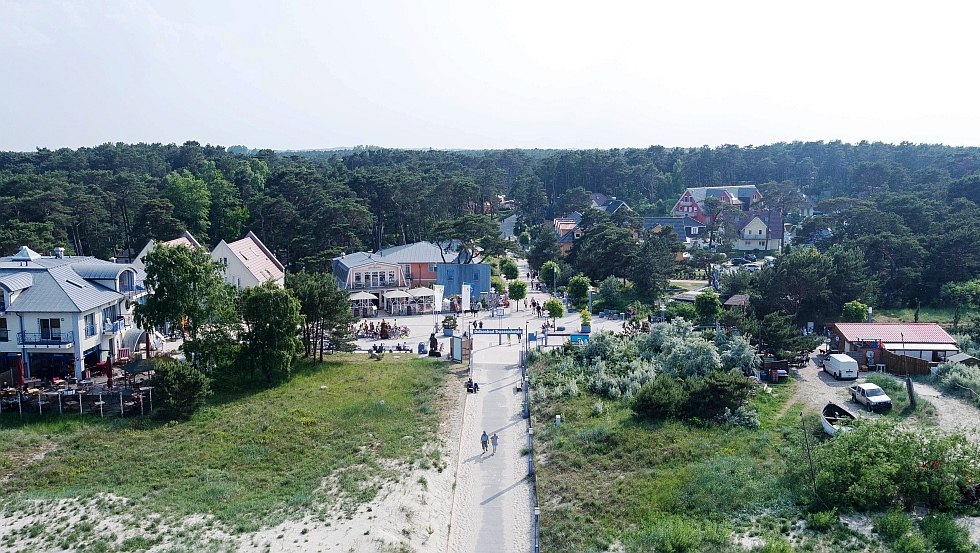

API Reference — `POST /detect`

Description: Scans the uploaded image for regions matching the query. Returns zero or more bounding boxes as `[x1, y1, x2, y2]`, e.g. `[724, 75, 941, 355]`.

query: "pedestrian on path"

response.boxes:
[491, 433, 498, 455]
[481, 430, 489, 454]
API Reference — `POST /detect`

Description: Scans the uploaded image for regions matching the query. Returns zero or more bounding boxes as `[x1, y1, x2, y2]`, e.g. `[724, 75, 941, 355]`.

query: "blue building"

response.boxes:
[436, 263, 491, 300]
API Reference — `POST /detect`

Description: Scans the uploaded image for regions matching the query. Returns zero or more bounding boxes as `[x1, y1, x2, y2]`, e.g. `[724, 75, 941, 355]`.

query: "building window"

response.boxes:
[759, 241, 765, 247]
[40, 318, 61, 341]
[0, 318, 7, 342]
[429, 264, 437, 273]
[388, 271, 396, 285]
[354, 273, 362, 288]
[84, 313, 96, 337]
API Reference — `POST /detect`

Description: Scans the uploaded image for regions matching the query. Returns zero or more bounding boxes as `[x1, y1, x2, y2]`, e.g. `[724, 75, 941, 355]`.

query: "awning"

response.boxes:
[883, 343, 959, 351]
[409, 288, 435, 297]
[349, 291, 379, 301]
[385, 290, 412, 299]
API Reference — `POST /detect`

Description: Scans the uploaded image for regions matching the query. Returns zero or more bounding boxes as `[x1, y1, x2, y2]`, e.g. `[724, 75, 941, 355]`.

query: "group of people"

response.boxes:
[529, 298, 547, 318]
[358, 319, 408, 340]
[480, 430, 499, 455]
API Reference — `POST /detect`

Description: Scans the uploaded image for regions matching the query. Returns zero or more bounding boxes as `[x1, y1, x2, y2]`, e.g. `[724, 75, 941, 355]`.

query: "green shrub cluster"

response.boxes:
[874, 510, 976, 553]
[149, 358, 212, 419]
[808, 419, 980, 511]
[633, 370, 753, 420]
[934, 362, 980, 408]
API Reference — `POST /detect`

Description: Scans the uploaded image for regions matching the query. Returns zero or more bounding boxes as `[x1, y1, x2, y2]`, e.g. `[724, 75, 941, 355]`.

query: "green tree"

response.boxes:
[240, 282, 303, 384]
[528, 224, 561, 270]
[557, 186, 592, 214]
[941, 280, 980, 331]
[545, 298, 564, 322]
[131, 198, 184, 247]
[567, 274, 590, 309]
[841, 300, 870, 323]
[508, 279, 527, 311]
[499, 257, 519, 279]
[597, 276, 624, 311]
[134, 244, 237, 347]
[491, 275, 508, 295]
[694, 289, 722, 326]
[631, 232, 675, 303]
[539, 260, 561, 292]
[286, 271, 356, 361]
[161, 170, 212, 242]
[568, 223, 636, 282]
[150, 358, 211, 419]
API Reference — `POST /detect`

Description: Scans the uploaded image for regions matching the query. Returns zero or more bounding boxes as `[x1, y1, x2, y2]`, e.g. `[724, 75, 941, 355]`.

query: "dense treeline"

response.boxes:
[3, 141, 980, 308]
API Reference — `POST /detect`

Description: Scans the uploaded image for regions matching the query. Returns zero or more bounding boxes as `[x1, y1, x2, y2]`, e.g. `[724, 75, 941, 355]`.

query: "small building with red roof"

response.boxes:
[828, 322, 959, 366]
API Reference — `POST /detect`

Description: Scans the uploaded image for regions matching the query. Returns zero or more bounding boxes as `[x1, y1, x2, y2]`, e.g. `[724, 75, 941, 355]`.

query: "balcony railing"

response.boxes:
[103, 319, 128, 334]
[84, 323, 97, 338]
[18, 331, 74, 345]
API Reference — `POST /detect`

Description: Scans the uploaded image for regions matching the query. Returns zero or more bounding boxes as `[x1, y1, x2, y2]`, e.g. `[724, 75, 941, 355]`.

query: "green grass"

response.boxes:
[865, 373, 938, 424]
[877, 305, 978, 327]
[0, 355, 449, 535]
[532, 380, 805, 553]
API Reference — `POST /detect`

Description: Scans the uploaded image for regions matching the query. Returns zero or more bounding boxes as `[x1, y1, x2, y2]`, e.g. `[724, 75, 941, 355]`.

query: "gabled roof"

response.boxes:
[161, 230, 201, 249]
[685, 185, 760, 205]
[832, 323, 957, 345]
[332, 251, 402, 284]
[642, 216, 705, 238]
[723, 294, 749, 307]
[376, 242, 459, 264]
[730, 210, 785, 240]
[222, 231, 285, 284]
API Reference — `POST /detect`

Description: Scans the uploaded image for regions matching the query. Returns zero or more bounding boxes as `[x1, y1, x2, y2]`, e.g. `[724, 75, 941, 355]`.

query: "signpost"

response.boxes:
[472, 327, 524, 345]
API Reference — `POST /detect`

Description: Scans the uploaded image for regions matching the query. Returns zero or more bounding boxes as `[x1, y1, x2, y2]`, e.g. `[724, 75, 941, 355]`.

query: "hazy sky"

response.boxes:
[3, 1, 980, 151]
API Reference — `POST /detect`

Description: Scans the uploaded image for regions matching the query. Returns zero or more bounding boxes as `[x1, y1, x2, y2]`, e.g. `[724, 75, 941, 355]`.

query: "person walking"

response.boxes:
[480, 431, 489, 454]
[490, 433, 499, 455]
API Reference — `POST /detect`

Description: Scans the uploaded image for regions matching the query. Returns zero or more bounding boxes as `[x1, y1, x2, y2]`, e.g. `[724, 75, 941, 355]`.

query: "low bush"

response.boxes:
[894, 533, 928, 553]
[919, 513, 975, 553]
[627, 515, 729, 552]
[810, 420, 980, 511]
[678, 455, 779, 514]
[719, 406, 760, 429]
[150, 358, 212, 419]
[633, 370, 753, 421]
[874, 509, 912, 544]
[934, 362, 980, 408]
[633, 374, 689, 419]
[805, 510, 838, 532]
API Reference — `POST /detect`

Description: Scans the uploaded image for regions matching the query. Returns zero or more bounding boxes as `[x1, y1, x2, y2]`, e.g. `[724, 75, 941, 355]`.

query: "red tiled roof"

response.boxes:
[832, 323, 956, 344]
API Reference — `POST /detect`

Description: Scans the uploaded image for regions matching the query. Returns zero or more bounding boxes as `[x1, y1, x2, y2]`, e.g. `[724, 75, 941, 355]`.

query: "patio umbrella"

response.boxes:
[408, 288, 434, 297]
[349, 291, 379, 301]
[106, 356, 113, 389]
[16, 354, 25, 388]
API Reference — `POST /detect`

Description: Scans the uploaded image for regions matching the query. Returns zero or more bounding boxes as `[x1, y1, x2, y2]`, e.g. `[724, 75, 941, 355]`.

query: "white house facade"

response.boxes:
[0, 246, 138, 381]
[211, 231, 285, 289]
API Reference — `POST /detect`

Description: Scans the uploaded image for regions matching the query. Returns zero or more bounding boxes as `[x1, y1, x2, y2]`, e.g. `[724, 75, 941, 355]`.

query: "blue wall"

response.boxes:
[436, 263, 491, 299]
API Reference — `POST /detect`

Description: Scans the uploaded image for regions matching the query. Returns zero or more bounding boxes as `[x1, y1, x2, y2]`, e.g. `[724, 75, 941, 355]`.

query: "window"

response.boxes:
[429, 264, 437, 273]
[354, 272, 363, 288]
[84, 313, 96, 337]
[40, 318, 61, 341]
[379, 271, 387, 285]
[388, 271, 396, 284]
[0, 318, 7, 342]
[759, 241, 765, 247]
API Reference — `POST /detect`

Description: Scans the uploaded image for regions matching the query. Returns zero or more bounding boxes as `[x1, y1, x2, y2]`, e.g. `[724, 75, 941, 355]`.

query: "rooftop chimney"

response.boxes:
[54, 247, 65, 259]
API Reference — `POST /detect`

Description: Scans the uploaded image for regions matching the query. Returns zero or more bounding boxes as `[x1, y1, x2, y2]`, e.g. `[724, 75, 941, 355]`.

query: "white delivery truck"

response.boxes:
[824, 353, 859, 380]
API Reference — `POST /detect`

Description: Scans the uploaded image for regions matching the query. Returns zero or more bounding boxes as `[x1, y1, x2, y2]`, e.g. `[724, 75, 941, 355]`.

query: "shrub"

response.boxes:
[934, 362, 980, 408]
[150, 358, 212, 419]
[812, 420, 980, 511]
[751, 536, 793, 553]
[544, 298, 564, 320]
[805, 510, 838, 532]
[633, 374, 689, 419]
[679, 455, 778, 514]
[719, 406, 760, 429]
[919, 513, 975, 553]
[685, 370, 753, 419]
[874, 509, 912, 544]
[627, 515, 729, 552]
[567, 274, 590, 309]
[894, 533, 928, 553]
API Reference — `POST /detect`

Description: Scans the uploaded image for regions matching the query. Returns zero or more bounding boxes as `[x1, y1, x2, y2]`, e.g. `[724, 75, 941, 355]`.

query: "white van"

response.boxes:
[824, 354, 859, 380]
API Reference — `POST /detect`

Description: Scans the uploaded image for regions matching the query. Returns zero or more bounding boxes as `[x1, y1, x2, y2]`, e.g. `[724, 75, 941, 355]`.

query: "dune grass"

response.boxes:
[0, 355, 449, 533]
[532, 379, 808, 553]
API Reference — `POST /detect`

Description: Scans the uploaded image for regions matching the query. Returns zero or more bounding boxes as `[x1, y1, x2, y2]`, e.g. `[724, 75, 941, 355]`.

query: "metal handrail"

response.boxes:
[17, 331, 74, 345]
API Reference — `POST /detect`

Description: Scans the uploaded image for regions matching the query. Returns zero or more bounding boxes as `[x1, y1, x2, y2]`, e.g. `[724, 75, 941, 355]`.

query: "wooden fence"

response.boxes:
[881, 349, 933, 376]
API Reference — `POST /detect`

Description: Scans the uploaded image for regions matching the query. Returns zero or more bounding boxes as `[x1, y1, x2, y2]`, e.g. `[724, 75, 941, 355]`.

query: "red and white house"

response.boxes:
[672, 185, 762, 224]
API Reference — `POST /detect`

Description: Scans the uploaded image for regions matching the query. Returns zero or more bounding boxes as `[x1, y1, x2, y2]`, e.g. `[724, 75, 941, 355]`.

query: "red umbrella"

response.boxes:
[16, 354, 25, 388]
[106, 356, 113, 389]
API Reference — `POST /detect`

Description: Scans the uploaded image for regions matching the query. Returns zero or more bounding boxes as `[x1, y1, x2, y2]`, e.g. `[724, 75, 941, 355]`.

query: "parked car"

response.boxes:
[730, 257, 750, 266]
[849, 383, 893, 411]
[744, 253, 757, 261]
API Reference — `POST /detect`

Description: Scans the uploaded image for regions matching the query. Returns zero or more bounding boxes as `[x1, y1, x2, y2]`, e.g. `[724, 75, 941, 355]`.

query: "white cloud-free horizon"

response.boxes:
[2, 0, 979, 151]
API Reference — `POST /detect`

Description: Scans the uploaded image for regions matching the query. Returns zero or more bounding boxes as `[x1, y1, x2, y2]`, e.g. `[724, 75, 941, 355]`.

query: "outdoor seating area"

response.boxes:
[0, 363, 155, 417]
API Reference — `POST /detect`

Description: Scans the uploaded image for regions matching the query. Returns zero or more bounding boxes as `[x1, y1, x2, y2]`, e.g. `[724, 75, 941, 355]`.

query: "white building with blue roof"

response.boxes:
[0, 246, 138, 382]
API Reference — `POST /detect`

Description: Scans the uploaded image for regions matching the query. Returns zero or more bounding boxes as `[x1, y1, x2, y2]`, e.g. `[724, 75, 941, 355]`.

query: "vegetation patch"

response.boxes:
[0, 355, 448, 545]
